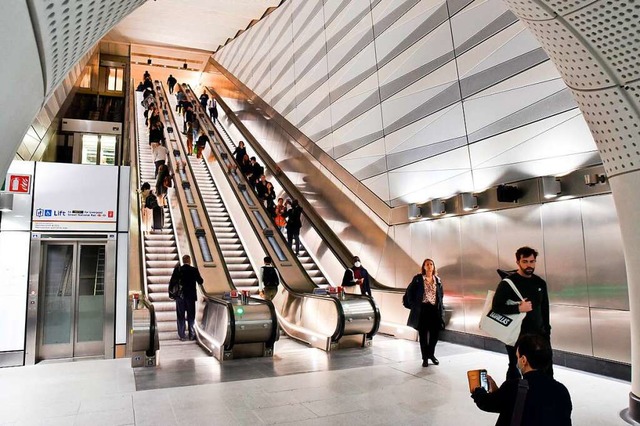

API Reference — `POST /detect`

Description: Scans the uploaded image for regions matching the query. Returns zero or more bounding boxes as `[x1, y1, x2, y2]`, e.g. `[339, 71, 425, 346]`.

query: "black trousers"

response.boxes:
[418, 303, 440, 361]
[287, 228, 300, 254]
[505, 334, 554, 380]
[175, 297, 196, 338]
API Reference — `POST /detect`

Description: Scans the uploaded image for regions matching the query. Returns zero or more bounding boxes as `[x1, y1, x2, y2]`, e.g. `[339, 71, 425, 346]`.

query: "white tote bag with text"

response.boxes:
[479, 278, 526, 346]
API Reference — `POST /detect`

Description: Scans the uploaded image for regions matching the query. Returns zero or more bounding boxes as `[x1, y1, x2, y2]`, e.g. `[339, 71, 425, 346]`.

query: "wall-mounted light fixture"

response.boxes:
[541, 176, 561, 199]
[430, 199, 445, 216]
[460, 193, 478, 211]
[497, 184, 522, 203]
[147, 58, 152, 65]
[584, 173, 607, 186]
[408, 203, 422, 220]
[0, 193, 14, 212]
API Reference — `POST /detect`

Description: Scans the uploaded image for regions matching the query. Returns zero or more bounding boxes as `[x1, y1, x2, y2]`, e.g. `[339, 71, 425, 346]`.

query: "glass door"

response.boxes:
[81, 134, 99, 164]
[80, 134, 118, 165]
[38, 243, 106, 359]
[99, 135, 116, 165]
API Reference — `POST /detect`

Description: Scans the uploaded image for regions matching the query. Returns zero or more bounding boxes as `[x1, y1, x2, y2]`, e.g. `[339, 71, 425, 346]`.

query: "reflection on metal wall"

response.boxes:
[398, 194, 629, 363]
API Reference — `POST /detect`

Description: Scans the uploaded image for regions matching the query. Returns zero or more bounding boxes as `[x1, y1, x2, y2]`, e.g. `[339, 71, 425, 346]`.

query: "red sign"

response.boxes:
[7, 174, 31, 194]
[108, 211, 114, 218]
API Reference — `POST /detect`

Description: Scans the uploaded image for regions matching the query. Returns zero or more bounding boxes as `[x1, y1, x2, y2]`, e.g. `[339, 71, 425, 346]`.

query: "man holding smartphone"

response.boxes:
[471, 334, 572, 426]
[492, 246, 552, 379]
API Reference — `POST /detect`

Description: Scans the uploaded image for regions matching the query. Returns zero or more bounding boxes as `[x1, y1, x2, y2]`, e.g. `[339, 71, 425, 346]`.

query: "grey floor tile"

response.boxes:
[253, 404, 317, 425]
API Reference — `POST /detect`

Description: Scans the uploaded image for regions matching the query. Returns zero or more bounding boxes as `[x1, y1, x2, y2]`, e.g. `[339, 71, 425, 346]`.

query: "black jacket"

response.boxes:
[285, 206, 303, 231]
[492, 273, 550, 336]
[170, 264, 203, 301]
[341, 266, 371, 297]
[404, 274, 444, 330]
[472, 370, 572, 426]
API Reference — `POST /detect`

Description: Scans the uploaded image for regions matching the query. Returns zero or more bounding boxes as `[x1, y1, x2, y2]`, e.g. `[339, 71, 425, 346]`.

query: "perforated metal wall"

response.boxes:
[502, 0, 640, 177]
[27, 0, 145, 96]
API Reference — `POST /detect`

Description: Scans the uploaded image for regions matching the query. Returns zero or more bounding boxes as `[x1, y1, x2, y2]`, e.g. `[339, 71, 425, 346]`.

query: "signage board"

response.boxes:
[32, 163, 119, 231]
[5, 174, 31, 194]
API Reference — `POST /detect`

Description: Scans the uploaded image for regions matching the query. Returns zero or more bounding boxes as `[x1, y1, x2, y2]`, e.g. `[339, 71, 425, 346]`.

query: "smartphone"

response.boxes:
[467, 369, 489, 392]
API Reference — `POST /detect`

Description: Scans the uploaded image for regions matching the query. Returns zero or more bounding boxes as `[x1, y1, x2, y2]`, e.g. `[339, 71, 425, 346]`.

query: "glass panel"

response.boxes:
[42, 245, 74, 345]
[99, 135, 116, 165]
[107, 67, 123, 92]
[81, 134, 99, 165]
[76, 245, 105, 343]
[80, 68, 91, 88]
[115, 68, 123, 92]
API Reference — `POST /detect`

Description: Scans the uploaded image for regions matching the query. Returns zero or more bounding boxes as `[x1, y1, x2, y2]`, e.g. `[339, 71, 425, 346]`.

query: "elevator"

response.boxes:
[26, 234, 116, 364]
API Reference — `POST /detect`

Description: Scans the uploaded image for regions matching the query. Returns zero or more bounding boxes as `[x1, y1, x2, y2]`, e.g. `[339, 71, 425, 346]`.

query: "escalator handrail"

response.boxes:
[139, 293, 158, 356]
[197, 283, 236, 351]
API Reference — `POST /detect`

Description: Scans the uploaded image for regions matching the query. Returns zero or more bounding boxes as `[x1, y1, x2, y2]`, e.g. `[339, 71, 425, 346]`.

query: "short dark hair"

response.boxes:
[516, 246, 538, 261]
[141, 182, 151, 191]
[515, 334, 552, 370]
[182, 255, 191, 264]
[250, 156, 256, 161]
[264, 256, 272, 264]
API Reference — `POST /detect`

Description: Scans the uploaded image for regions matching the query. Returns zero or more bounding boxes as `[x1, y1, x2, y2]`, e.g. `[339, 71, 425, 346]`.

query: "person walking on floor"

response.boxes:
[492, 246, 552, 380]
[169, 255, 204, 341]
[403, 258, 445, 367]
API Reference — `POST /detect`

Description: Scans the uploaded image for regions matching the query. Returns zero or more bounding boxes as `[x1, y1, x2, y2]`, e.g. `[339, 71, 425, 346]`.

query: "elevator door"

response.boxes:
[38, 243, 106, 359]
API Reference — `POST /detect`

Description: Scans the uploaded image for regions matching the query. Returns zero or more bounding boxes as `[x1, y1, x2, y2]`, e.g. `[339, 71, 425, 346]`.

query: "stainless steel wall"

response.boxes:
[390, 194, 630, 363]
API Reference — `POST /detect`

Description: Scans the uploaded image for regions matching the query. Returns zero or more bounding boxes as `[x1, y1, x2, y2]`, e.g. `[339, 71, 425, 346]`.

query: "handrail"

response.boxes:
[139, 296, 158, 357]
[207, 87, 396, 293]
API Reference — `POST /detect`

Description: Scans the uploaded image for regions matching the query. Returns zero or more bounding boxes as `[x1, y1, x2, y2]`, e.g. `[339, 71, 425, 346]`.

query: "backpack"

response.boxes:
[145, 193, 158, 209]
[262, 265, 279, 287]
[169, 266, 183, 300]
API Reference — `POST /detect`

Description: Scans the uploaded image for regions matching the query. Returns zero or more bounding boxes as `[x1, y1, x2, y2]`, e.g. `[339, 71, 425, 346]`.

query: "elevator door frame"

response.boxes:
[26, 234, 116, 364]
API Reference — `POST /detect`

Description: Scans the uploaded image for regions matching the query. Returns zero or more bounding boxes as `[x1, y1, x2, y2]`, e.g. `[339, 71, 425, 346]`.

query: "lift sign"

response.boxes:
[6, 174, 31, 194]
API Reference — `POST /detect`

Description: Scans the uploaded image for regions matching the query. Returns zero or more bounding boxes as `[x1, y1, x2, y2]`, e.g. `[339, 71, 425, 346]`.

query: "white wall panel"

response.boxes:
[0, 232, 30, 351]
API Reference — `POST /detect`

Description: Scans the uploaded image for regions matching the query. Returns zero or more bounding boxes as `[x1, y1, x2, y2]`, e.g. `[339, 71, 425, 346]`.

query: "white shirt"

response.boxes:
[151, 145, 168, 163]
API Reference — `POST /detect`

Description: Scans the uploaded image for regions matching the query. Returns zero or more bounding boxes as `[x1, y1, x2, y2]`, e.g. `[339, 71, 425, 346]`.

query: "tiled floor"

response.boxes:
[0, 336, 631, 425]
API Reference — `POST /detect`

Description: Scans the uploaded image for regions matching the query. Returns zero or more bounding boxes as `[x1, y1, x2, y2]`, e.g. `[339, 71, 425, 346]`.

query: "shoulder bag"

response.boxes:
[478, 278, 526, 346]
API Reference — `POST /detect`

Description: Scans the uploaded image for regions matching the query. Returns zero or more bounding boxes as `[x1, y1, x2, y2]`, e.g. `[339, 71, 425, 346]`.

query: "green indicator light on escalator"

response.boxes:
[236, 307, 244, 315]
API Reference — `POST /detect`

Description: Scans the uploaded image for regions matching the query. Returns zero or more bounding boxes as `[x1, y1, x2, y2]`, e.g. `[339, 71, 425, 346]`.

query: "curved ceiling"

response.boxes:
[105, 0, 282, 53]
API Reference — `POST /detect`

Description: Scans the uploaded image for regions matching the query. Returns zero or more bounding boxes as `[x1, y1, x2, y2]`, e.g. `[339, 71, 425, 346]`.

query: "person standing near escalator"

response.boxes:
[169, 255, 204, 341]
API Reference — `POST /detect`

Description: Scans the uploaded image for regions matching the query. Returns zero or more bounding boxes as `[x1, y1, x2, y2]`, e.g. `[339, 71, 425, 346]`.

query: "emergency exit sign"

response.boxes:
[4, 174, 32, 194]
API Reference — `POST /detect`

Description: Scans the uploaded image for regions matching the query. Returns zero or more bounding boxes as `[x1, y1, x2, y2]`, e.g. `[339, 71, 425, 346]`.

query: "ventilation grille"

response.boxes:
[545, 1, 598, 16]
[28, 0, 145, 95]
[521, 18, 611, 89]
[565, 0, 640, 82]
[499, 0, 554, 20]
[572, 84, 640, 175]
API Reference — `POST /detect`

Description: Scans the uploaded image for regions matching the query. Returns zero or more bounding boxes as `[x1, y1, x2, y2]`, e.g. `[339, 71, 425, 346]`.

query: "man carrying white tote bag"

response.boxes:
[479, 246, 552, 380]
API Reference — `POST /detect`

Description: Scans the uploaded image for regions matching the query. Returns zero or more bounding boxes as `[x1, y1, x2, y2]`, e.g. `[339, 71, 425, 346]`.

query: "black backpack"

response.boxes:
[169, 266, 183, 299]
[262, 266, 279, 287]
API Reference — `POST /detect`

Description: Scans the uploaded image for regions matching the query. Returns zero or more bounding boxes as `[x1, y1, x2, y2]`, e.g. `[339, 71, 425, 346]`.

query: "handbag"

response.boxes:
[478, 278, 525, 346]
[163, 174, 173, 188]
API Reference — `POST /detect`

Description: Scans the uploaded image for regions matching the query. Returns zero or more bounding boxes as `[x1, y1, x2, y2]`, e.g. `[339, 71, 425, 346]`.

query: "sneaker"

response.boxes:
[422, 360, 429, 367]
[189, 335, 196, 341]
[179, 337, 186, 341]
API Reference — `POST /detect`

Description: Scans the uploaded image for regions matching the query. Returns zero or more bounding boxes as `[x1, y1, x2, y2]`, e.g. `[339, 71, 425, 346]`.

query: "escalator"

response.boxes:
[212, 118, 330, 288]
[134, 90, 185, 344]
[176, 84, 379, 351]
[201, 77, 412, 338]
[153, 81, 279, 360]
[163, 93, 259, 293]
